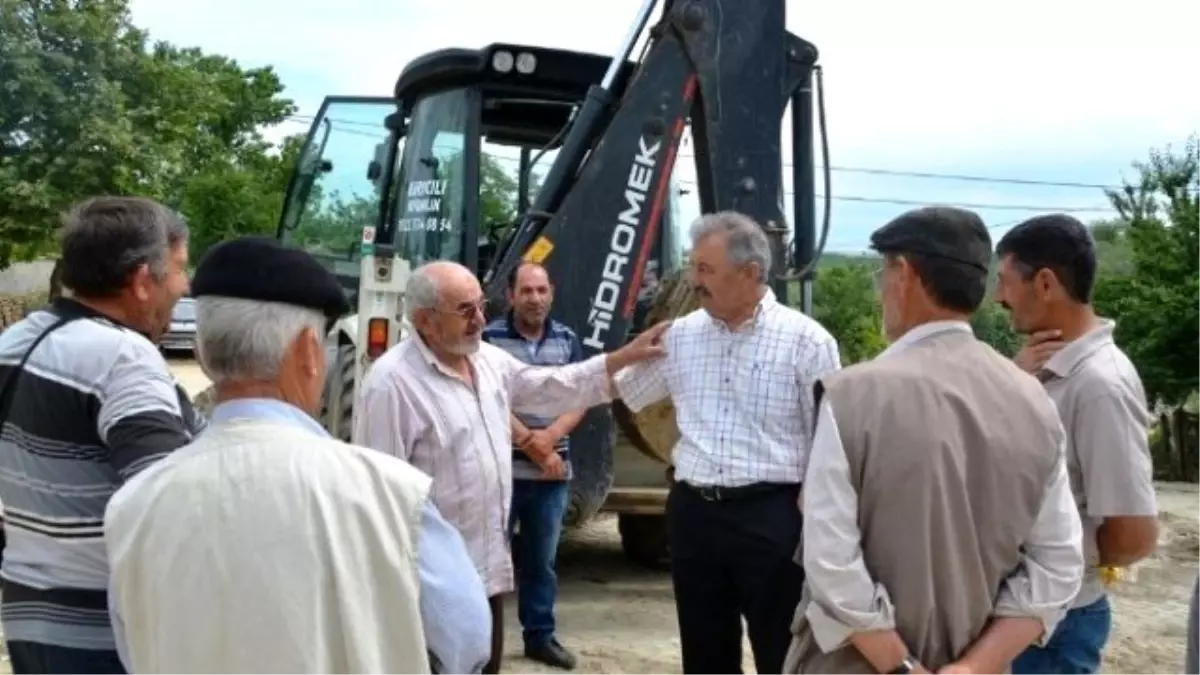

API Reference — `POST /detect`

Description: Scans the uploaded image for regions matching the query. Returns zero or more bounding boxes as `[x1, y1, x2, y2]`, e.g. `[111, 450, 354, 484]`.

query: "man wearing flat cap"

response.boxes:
[103, 236, 492, 674]
[783, 206, 1086, 674]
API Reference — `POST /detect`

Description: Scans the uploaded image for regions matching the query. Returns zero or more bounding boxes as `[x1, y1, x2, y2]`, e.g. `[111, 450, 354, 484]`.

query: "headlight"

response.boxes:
[515, 52, 537, 74]
[491, 50, 514, 73]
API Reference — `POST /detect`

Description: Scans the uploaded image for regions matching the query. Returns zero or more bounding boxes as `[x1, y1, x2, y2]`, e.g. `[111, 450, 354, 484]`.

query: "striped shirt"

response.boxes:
[481, 314, 584, 481]
[0, 298, 204, 651]
[615, 288, 841, 487]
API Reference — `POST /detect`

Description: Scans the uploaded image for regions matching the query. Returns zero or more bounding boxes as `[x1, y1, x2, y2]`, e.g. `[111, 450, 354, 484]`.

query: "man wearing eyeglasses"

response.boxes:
[353, 260, 670, 675]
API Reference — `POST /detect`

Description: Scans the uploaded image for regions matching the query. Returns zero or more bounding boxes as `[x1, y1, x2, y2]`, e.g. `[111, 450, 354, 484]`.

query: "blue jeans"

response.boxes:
[507, 479, 569, 649]
[1012, 596, 1112, 674]
[6, 641, 126, 674]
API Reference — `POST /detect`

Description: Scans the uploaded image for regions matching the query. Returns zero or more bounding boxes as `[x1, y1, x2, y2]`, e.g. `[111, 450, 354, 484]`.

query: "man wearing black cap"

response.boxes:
[102, 236, 492, 674]
[783, 207, 1085, 674]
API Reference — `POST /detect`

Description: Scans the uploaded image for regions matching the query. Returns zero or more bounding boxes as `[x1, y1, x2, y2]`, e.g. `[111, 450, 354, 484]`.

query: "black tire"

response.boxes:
[320, 343, 355, 443]
[618, 513, 670, 570]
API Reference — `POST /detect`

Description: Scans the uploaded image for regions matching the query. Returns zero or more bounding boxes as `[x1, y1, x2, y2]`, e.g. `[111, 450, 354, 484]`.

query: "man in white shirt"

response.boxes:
[612, 211, 841, 674]
[104, 237, 492, 674]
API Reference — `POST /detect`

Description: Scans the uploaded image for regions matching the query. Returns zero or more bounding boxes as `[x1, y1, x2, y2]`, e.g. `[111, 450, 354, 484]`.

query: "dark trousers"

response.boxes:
[482, 594, 505, 675]
[6, 641, 126, 675]
[667, 481, 804, 674]
[507, 479, 570, 649]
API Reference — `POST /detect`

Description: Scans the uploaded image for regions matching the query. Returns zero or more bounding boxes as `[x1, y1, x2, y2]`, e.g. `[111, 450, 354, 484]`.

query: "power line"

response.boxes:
[280, 114, 1128, 191]
[279, 115, 1123, 191]
[276, 116, 1118, 214]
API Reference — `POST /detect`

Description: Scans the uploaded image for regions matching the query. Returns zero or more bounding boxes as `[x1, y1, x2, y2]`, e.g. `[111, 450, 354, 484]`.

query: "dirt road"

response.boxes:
[510, 489, 1198, 675]
[2, 359, 1192, 673]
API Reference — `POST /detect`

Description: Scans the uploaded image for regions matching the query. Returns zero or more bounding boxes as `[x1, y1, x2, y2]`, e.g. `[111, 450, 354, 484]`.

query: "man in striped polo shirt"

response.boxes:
[0, 197, 203, 674]
[482, 262, 587, 670]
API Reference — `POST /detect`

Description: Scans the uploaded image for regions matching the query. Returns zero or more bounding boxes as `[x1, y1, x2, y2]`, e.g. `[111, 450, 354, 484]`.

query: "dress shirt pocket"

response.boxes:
[742, 357, 800, 422]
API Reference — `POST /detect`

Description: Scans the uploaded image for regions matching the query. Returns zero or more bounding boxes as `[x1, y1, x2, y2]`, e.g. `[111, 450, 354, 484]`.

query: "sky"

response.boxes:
[128, 0, 1200, 254]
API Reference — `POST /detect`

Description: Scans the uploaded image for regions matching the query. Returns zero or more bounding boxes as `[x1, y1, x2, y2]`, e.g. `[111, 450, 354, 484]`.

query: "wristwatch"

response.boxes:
[889, 655, 919, 674]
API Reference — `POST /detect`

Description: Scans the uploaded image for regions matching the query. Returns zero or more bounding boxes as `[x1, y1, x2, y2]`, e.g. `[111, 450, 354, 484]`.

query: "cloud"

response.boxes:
[128, 0, 1200, 250]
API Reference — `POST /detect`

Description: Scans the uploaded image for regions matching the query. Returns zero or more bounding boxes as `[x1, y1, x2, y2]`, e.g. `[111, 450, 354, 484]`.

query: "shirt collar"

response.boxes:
[708, 287, 778, 333]
[878, 319, 973, 359]
[210, 397, 330, 438]
[1042, 318, 1116, 379]
[409, 331, 470, 381]
[51, 297, 152, 340]
[501, 310, 554, 346]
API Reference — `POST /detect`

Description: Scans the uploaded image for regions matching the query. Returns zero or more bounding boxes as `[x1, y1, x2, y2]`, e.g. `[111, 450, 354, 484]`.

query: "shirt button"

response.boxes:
[724, 377, 730, 383]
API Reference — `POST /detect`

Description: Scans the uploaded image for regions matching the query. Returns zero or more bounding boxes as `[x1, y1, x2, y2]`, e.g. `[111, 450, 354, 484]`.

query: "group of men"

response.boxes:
[0, 194, 1174, 675]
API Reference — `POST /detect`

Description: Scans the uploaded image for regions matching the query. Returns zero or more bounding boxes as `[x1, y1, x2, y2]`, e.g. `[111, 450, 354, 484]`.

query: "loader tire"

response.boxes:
[320, 343, 355, 443]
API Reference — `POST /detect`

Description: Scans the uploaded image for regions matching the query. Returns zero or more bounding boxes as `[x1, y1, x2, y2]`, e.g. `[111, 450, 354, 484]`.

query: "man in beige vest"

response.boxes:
[784, 207, 1085, 674]
[104, 237, 492, 673]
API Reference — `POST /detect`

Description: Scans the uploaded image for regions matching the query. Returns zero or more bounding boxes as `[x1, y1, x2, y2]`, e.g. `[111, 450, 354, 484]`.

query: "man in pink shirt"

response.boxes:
[354, 260, 668, 673]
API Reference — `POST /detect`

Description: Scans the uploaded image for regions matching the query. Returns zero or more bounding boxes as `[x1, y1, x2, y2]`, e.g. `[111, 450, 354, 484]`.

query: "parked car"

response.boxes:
[161, 296, 196, 354]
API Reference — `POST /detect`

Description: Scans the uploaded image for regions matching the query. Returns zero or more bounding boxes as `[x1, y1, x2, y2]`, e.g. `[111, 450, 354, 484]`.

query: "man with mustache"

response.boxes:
[481, 262, 586, 670]
[612, 211, 841, 674]
[353, 260, 670, 674]
[995, 214, 1158, 674]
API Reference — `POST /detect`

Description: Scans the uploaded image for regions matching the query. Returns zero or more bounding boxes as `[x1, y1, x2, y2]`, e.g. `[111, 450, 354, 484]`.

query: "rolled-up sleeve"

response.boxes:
[993, 449, 1085, 644]
[801, 400, 897, 652]
[505, 352, 612, 418]
[417, 500, 492, 674]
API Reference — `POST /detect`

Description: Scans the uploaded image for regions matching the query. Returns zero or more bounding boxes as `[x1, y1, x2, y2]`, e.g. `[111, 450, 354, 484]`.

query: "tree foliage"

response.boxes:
[1093, 135, 1199, 406]
[0, 0, 296, 268]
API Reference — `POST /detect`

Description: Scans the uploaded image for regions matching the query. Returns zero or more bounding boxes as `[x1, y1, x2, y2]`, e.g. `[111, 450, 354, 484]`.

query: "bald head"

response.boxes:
[406, 260, 486, 358]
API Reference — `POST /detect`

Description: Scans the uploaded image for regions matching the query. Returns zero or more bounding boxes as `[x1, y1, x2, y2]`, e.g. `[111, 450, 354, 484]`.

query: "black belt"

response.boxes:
[678, 481, 799, 502]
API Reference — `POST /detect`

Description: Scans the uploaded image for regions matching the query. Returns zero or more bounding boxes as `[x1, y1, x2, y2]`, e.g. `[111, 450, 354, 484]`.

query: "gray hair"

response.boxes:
[688, 211, 772, 283]
[195, 296, 326, 384]
[404, 264, 441, 323]
[59, 196, 189, 297]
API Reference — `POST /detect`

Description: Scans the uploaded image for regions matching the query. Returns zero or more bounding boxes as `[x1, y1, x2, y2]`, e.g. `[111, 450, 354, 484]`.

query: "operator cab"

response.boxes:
[277, 43, 686, 313]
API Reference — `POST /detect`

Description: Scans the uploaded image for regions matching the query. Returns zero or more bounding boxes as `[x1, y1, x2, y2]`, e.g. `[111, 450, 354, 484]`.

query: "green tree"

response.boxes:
[0, 0, 295, 268]
[808, 263, 888, 364]
[970, 300, 1021, 357]
[180, 134, 304, 263]
[1093, 135, 1199, 406]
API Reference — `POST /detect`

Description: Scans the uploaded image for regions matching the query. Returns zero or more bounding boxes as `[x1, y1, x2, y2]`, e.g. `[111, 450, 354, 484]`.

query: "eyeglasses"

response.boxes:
[436, 298, 488, 320]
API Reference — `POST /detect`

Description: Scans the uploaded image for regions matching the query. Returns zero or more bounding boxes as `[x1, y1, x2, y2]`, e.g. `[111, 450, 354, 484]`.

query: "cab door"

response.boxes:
[276, 95, 400, 304]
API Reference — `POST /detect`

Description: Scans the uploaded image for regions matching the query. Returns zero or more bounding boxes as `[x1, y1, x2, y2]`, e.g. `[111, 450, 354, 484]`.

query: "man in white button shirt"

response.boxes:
[613, 211, 841, 674]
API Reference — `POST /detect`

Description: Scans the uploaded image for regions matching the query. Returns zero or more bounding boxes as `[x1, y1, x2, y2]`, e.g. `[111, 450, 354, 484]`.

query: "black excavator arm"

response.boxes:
[482, 0, 823, 355]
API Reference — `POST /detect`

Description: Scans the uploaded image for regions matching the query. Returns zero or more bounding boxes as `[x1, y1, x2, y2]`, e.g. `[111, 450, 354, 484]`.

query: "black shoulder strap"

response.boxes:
[0, 313, 81, 428]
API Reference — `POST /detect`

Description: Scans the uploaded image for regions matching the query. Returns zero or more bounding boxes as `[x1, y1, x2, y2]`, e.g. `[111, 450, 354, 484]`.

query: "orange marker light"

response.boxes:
[367, 318, 389, 358]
